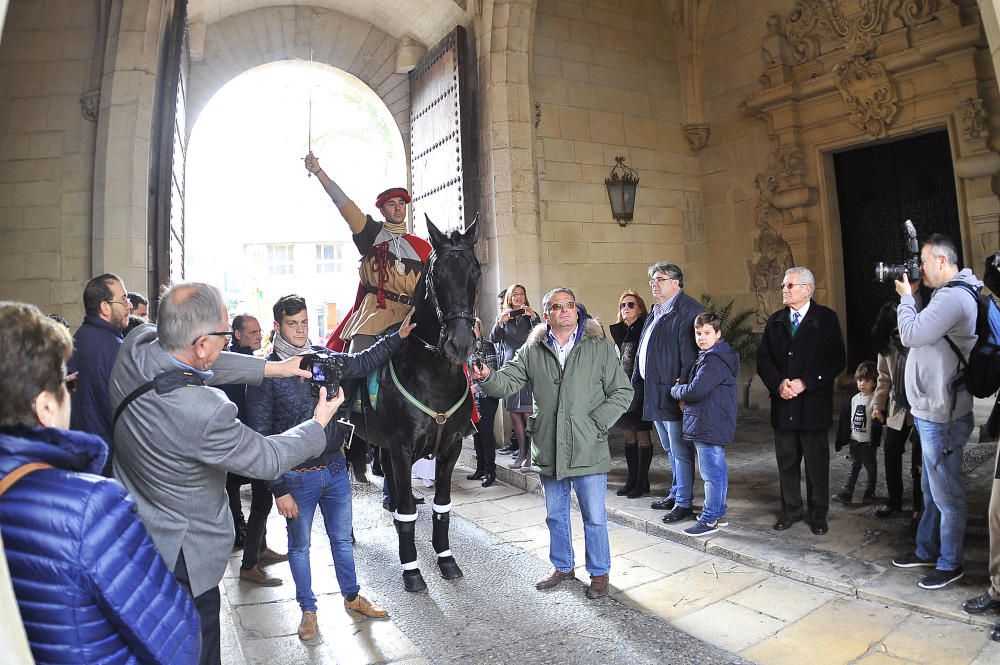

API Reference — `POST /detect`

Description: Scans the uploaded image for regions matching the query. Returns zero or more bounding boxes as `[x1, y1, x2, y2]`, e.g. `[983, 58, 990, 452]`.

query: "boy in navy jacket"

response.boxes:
[670, 312, 740, 536]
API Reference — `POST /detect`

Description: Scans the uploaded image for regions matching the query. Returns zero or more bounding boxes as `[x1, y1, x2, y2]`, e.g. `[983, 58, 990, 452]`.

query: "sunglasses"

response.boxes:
[620, 302, 637, 309]
[548, 301, 576, 312]
[64, 371, 78, 394]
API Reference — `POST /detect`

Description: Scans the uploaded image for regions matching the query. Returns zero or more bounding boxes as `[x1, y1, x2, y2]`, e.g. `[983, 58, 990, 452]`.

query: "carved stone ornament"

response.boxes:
[747, 172, 795, 322]
[534, 101, 542, 129]
[783, 0, 891, 62]
[833, 56, 898, 138]
[80, 89, 100, 123]
[959, 98, 986, 141]
[775, 144, 805, 178]
[683, 194, 704, 242]
[683, 123, 710, 152]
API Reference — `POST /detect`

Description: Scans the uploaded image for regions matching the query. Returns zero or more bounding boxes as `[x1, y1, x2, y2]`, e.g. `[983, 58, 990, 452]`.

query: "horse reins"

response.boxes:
[391, 244, 476, 456]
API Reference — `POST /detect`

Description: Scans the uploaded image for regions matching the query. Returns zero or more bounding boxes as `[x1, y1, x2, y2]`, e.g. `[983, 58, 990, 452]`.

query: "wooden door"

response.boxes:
[408, 26, 479, 235]
[834, 130, 962, 368]
[150, 0, 189, 307]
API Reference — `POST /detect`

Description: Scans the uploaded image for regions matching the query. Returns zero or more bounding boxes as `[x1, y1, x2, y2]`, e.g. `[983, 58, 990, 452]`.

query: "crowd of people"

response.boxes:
[1, 155, 999, 665]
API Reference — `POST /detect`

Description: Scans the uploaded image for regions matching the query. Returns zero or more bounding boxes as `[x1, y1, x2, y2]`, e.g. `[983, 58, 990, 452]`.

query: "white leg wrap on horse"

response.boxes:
[431, 502, 452, 513]
[394, 510, 418, 522]
[402, 560, 420, 571]
[436, 549, 453, 558]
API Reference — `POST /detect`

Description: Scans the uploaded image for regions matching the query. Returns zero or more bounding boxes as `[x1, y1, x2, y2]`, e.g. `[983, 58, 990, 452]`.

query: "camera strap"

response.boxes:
[112, 370, 206, 432]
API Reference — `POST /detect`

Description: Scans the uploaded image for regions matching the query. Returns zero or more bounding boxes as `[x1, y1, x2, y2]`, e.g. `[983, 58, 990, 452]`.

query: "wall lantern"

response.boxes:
[605, 156, 639, 227]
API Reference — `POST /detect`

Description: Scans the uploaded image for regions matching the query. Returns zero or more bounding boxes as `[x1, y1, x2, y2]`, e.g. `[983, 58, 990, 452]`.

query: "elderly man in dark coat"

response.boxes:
[757, 266, 846, 536]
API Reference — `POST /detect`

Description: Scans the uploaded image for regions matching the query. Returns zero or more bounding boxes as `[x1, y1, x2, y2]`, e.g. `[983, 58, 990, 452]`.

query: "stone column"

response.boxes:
[92, 0, 165, 291]
[476, 0, 540, 320]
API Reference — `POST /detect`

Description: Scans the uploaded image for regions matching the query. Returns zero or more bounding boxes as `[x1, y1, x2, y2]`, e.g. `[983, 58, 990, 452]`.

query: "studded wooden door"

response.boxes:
[833, 130, 962, 368]
[151, 0, 188, 303]
[408, 26, 479, 235]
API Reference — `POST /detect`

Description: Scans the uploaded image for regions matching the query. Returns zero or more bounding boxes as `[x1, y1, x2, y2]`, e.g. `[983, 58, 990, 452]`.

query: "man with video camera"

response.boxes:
[246, 293, 415, 642]
[890, 233, 982, 591]
[109, 282, 342, 665]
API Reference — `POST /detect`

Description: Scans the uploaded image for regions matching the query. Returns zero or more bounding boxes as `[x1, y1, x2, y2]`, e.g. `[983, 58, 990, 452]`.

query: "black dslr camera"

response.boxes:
[299, 350, 345, 400]
[874, 219, 921, 283]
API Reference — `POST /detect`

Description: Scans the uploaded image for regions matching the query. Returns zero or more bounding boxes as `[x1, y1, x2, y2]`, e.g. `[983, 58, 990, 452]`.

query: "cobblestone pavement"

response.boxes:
[220, 401, 1000, 664]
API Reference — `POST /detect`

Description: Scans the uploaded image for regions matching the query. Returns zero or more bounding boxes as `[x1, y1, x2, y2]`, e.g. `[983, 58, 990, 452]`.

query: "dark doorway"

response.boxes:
[833, 130, 963, 369]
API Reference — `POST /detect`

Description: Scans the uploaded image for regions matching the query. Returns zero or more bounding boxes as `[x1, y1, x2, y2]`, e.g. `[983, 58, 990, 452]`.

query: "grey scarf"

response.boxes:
[273, 332, 310, 361]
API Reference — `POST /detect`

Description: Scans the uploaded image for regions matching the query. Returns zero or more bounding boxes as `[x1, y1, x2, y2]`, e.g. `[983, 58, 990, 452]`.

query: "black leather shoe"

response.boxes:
[661, 506, 694, 524]
[412, 493, 426, 505]
[992, 624, 1000, 642]
[964, 593, 1000, 615]
[811, 518, 829, 535]
[650, 497, 675, 511]
[481, 472, 495, 488]
[773, 515, 801, 531]
[466, 470, 485, 480]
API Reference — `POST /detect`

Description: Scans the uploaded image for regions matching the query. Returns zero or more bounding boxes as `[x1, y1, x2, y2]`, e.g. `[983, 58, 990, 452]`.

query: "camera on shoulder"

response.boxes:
[299, 350, 345, 400]
[875, 219, 921, 283]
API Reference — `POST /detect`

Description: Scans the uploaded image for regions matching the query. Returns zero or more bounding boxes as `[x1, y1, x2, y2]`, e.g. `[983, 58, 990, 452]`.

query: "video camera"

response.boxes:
[299, 350, 345, 400]
[874, 220, 921, 283]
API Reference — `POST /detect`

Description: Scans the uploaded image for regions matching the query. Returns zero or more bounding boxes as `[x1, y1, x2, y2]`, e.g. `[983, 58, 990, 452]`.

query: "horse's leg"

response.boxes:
[432, 439, 464, 580]
[389, 446, 426, 592]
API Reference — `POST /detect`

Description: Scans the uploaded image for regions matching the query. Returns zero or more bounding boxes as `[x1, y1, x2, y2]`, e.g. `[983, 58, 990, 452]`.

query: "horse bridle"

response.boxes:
[419, 247, 476, 355]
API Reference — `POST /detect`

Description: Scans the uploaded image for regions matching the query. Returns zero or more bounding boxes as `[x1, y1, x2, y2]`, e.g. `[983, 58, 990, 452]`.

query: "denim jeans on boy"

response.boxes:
[914, 413, 974, 572]
[283, 455, 359, 611]
[538, 472, 611, 577]
[695, 442, 728, 524]
[653, 420, 680, 501]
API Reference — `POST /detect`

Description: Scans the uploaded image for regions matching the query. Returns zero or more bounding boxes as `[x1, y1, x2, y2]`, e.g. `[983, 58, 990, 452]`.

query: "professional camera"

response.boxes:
[299, 350, 345, 400]
[874, 219, 921, 283]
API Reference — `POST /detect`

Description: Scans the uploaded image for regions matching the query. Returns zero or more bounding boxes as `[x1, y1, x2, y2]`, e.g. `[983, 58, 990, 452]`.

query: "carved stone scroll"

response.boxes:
[959, 98, 986, 141]
[833, 56, 898, 138]
[747, 171, 795, 322]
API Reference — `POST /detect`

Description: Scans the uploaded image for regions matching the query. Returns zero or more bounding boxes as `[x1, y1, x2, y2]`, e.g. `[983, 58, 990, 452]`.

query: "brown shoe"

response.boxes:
[239, 565, 283, 587]
[258, 547, 288, 565]
[535, 569, 576, 590]
[297, 611, 317, 641]
[344, 594, 389, 619]
[586, 574, 609, 599]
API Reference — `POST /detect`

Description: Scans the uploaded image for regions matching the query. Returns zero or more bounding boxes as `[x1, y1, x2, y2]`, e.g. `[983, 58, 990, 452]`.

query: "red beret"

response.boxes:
[375, 187, 411, 209]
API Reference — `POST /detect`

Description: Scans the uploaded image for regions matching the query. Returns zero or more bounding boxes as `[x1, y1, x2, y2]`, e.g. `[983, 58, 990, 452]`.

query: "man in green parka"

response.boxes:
[472, 287, 633, 599]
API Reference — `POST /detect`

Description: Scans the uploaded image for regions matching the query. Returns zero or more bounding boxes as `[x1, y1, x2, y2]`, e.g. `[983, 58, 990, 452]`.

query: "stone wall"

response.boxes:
[532, 0, 696, 325]
[0, 0, 100, 317]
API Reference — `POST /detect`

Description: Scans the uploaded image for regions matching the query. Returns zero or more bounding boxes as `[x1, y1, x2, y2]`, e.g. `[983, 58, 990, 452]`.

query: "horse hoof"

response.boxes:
[402, 570, 427, 593]
[438, 556, 464, 580]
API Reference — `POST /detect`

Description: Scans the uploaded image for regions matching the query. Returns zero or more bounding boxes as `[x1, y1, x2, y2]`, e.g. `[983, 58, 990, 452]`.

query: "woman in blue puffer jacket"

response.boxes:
[0, 301, 200, 664]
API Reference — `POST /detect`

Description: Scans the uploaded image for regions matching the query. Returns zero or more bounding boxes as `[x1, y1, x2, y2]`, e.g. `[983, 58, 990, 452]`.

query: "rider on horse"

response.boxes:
[303, 151, 432, 481]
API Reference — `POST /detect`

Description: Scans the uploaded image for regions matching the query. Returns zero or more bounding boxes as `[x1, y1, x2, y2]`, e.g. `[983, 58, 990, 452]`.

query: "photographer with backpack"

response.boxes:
[889, 234, 982, 591]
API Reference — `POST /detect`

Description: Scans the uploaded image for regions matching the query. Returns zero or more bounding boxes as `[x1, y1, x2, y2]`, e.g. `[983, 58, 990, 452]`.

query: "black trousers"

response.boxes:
[474, 394, 499, 474]
[174, 550, 220, 665]
[240, 479, 274, 569]
[774, 429, 830, 519]
[882, 425, 910, 509]
[225, 473, 248, 531]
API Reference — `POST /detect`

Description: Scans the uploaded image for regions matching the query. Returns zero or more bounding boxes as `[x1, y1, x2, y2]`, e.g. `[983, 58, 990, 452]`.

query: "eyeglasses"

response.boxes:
[105, 295, 130, 307]
[191, 331, 233, 346]
[64, 371, 78, 394]
[548, 301, 576, 312]
[648, 276, 676, 286]
[620, 302, 637, 309]
[780, 282, 806, 290]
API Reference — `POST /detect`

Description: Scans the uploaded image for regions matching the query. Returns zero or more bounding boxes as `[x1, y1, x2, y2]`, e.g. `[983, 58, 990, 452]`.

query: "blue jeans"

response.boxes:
[283, 456, 358, 611]
[539, 473, 610, 577]
[695, 442, 728, 524]
[914, 414, 974, 571]
[654, 420, 681, 502]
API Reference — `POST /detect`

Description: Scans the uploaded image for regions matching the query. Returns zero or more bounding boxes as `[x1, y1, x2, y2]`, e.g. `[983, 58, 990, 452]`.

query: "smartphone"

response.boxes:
[510, 308, 525, 318]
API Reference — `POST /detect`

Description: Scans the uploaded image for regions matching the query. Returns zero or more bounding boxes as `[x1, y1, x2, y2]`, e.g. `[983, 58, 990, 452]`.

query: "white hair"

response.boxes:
[157, 282, 225, 351]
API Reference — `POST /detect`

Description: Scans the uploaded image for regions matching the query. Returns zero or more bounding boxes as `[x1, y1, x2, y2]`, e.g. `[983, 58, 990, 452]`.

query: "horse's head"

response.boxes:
[423, 215, 481, 365]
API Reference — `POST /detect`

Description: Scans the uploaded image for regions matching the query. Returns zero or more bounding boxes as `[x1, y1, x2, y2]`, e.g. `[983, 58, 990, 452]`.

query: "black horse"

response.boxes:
[352, 216, 481, 592]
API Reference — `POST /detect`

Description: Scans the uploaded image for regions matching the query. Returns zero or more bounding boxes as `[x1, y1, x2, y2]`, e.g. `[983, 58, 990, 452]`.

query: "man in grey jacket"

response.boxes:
[890, 234, 982, 591]
[109, 282, 341, 665]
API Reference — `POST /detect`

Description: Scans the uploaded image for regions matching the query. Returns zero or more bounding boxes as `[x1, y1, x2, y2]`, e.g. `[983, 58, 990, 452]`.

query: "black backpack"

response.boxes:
[944, 281, 1000, 399]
